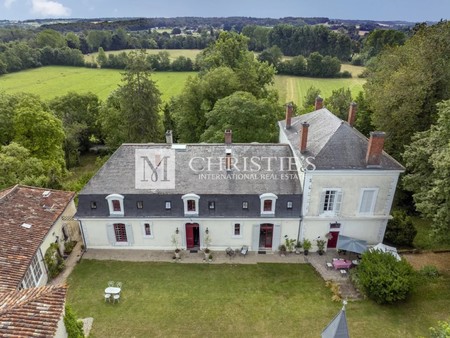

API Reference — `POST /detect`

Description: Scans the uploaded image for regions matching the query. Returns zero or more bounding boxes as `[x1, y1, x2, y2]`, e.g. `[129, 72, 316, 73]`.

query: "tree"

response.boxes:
[65, 32, 80, 49]
[258, 46, 283, 67]
[384, 210, 417, 246]
[0, 92, 15, 145]
[96, 47, 107, 67]
[35, 29, 65, 48]
[354, 91, 374, 137]
[49, 92, 101, 168]
[303, 86, 321, 109]
[201, 91, 280, 143]
[403, 100, 450, 242]
[362, 29, 407, 60]
[0, 143, 48, 189]
[364, 21, 450, 159]
[12, 94, 66, 181]
[326, 87, 352, 120]
[100, 50, 162, 148]
[356, 249, 415, 304]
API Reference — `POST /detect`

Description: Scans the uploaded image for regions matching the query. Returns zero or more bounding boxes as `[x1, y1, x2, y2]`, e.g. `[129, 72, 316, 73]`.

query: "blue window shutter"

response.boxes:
[126, 224, 134, 245]
[251, 224, 260, 251]
[272, 224, 281, 251]
[106, 224, 116, 246]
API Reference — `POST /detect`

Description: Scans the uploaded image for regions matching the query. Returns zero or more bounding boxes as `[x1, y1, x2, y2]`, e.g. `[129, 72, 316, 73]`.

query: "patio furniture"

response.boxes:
[104, 293, 111, 302]
[105, 287, 121, 295]
[326, 262, 333, 270]
[113, 293, 120, 303]
[226, 247, 235, 258]
[332, 259, 352, 270]
[340, 269, 348, 277]
[336, 235, 367, 254]
[240, 246, 248, 257]
[108, 281, 115, 287]
[116, 281, 122, 288]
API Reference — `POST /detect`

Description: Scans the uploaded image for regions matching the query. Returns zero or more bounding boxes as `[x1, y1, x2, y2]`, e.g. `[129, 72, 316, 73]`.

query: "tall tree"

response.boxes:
[100, 50, 162, 148]
[364, 21, 450, 159]
[326, 87, 352, 120]
[201, 91, 280, 143]
[403, 100, 450, 242]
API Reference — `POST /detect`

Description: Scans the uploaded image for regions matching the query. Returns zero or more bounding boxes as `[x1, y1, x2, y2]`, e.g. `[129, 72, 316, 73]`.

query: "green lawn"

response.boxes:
[0, 66, 193, 102]
[85, 48, 202, 63]
[0, 65, 365, 106]
[67, 260, 450, 338]
[274, 74, 365, 107]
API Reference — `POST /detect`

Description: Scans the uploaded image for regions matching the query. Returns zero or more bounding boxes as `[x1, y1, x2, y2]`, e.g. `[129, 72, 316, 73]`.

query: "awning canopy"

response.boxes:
[336, 235, 368, 254]
[370, 243, 401, 261]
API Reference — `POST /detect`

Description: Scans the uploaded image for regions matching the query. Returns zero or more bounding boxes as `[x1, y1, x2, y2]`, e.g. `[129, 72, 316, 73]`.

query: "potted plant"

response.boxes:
[295, 241, 302, 254]
[204, 247, 211, 260]
[174, 248, 181, 260]
[316, 239, 327, 255]
[284, 235, 296, 253]
[208, 253, 213, 262]
[302, 239, 312, 255]
[278, 244, 287, 256]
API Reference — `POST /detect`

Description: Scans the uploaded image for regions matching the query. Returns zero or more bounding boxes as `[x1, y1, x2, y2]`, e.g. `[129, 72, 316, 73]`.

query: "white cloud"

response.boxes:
[4, 0, 17, 9]
[31, 0, 71, 17]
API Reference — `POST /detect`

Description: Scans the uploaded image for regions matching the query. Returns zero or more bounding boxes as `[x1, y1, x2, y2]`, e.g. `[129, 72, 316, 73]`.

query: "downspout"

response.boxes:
[78, 220, 87, 251]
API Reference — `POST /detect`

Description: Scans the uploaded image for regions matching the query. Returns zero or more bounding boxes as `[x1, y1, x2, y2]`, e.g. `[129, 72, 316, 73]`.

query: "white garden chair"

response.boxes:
[104, 293, 111, 302]
[113, 293, 120, 303]
[108, 281, 114, 287]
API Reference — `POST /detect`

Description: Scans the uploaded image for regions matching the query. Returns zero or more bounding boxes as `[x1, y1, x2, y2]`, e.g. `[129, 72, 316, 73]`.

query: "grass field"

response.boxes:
[67, 260, 449, 338]
[85, 48, 202, 63]
[0, 65, 365, 105]
[274, 74, 365, 106]
[0, 66, 193, 101]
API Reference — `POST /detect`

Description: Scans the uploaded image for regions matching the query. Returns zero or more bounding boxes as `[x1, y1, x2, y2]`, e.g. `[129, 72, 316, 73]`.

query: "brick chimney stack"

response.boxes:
[348, 102, 357, 127]
[300, 122, 310, 153]
[366, 132, 386, 166]
[165, 130, 173, 144]
[225, 149, 232, 171]
[224, 129, 232, 145]
[314, 96, 323, 110]
[285, 103, 293, 129]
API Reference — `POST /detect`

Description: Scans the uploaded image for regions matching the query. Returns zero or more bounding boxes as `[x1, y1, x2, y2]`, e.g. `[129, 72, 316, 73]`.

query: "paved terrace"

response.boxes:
[78, 248, 361, 299]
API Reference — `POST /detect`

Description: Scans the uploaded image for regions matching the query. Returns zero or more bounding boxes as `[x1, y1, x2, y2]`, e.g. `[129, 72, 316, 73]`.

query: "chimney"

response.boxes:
[224, 129, 232, 145]
[348, 102, 357, 127]
[300, 122, 310, 153]
[366, 131, 386, 166]
[225, 149, 232, 171]
[165, 130, 173, 144]
[314, 96, 323, 110]
[285, 103, 293, 129]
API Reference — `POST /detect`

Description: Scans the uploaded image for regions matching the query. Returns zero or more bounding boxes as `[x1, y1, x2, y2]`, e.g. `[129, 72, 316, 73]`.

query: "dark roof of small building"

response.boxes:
[0, 185, 75, 293]
[279, 108, 404, 171]
[80, 143, 301, 195]
[0, 285, 67, 337]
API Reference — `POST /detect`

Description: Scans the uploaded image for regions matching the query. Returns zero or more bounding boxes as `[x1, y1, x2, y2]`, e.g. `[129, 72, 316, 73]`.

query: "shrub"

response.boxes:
[428, 320, 450, 338]
[44, 243, 65, 279]
[64, 305, 84, 338]
[64, 240, 77, 254]
[419, 265, 440, 279]
[385, 210, 417, 246]
[340, 70, 352, 78]
[355, 250, 416, 304]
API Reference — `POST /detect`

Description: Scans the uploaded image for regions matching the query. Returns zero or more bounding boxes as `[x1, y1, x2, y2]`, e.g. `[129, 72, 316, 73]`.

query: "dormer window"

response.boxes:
[136, 201, 143, 209]
[90, 201, 97, 209]
[182, 193, 200, 216]
[106, 194, 125, 216]
[260, 193, 278, 216]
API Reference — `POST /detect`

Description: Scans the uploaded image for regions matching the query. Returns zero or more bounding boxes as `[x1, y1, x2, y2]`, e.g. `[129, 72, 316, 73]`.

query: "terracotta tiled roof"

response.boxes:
[0, 285, 67, 337]
[0, 185, 75, 293]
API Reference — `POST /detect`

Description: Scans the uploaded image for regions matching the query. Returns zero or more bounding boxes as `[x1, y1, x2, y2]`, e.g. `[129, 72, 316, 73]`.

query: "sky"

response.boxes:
[1, 0, 449, 22]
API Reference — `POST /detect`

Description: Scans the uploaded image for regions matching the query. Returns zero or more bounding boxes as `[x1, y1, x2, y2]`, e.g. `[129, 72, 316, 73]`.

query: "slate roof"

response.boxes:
[321, 308, 349, 338]
[0, 285, 67, 337]
[0, 185, 75, 293]
[279, 108, 404, 171]
[80, 143, 300, 195]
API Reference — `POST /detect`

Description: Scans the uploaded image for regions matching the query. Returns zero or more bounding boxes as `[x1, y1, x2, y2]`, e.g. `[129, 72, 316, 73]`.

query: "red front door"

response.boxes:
[327, 231, 339, 248]
[185, 223, 200, 249]
[259, 224, 274, 249]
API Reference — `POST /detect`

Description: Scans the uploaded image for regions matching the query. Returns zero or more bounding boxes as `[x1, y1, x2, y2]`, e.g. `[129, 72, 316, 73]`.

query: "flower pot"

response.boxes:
[304, 250, 309, 256]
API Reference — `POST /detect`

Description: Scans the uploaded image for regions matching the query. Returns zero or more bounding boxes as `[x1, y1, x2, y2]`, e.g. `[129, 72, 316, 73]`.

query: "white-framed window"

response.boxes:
[287, 201, 293, 209]
[259, 193, 278, 216]
[21, 254, 43, 289]
[107, 223, 134, 246]
[358, 188, 378, 215]
[320, 189, 342, 216]
[182, 193, 200, 216]
[232, 223, 242, 238]
[106, 194, 124, 216]
[142, 222, 154, 238]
